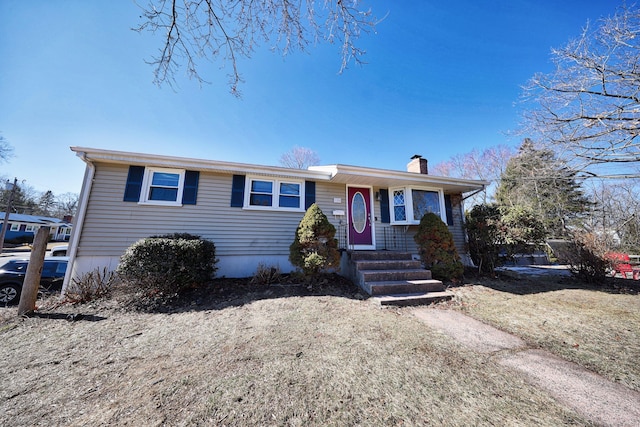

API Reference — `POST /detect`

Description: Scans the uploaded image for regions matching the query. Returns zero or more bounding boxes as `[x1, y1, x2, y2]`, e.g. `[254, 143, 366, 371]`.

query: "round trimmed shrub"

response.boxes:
[414, 212, 464, 281]
[117, 233, 218, 295]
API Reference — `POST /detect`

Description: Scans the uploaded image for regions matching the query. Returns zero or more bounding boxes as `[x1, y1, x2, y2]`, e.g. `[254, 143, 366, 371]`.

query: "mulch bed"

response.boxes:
[108, 272, 366, 313]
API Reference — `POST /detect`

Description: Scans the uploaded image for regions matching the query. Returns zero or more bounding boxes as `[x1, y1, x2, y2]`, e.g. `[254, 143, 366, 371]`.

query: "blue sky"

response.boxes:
[0, 0, 619, 195]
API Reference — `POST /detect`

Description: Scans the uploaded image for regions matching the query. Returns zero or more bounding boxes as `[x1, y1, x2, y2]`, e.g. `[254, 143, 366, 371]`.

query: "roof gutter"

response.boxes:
[461, 185, 486, 201]
[61, 150, 95, 294]
[70, 146, 332, 181]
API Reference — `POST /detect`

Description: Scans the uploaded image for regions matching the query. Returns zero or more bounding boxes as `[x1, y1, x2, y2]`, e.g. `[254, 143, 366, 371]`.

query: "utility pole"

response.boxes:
[0, 177, 18, 254]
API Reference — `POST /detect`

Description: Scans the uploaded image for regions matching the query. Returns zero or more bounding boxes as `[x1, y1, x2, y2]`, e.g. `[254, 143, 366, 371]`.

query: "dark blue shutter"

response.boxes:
[444, 194, 454, 226]
[305, 181, 316, 209]
[123, 166, 145, 202]
[230, 175, 246, 207]
[379, 188, 390, 223]
[182, 170, 199, 205]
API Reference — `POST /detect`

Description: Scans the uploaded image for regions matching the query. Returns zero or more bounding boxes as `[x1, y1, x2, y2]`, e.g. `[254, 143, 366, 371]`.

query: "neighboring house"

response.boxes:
[1, 213, 73, 243]
[63, 147, 487, 290]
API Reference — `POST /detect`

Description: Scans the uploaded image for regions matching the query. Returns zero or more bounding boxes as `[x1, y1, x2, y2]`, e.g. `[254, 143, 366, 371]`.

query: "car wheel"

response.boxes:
[0, 284, 20, 305]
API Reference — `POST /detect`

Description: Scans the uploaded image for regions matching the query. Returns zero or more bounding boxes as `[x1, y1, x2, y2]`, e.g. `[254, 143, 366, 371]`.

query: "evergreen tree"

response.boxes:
[465, 204, 502, 274]
[495, 139, 590, 238]
[289, 204, 340, 276]
[38, 191, 56, 216]
[0, 182, 37, 215]
[414, 212, 464, 281]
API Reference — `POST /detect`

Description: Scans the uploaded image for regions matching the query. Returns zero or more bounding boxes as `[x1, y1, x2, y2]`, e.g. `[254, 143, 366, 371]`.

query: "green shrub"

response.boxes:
[6, 235, 34, 245]
[500, 205, 547, 258]
[465, 204, 502, 273]
[289, 203, 340, 276]
[466, 204, 547, 273]
[414, 212, 463, 281]
[117, 233, 218, 296]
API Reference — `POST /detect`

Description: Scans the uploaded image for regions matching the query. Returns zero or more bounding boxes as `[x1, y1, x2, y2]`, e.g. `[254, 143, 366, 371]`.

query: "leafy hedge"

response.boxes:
[117, 233, 218, 295]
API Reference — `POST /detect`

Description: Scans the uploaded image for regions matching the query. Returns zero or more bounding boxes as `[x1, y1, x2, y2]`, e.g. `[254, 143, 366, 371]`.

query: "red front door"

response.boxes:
[347, 186, 374, 248]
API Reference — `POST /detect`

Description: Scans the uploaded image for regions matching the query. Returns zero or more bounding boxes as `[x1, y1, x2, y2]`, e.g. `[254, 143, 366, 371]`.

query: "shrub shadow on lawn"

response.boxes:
[28, 312, 108, 322]
[455, 268, 640, 296]
[114, 273, 368, 314]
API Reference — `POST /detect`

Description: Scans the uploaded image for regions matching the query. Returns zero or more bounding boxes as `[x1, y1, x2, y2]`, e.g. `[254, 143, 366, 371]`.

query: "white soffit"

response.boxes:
[309, 165, 487, 193]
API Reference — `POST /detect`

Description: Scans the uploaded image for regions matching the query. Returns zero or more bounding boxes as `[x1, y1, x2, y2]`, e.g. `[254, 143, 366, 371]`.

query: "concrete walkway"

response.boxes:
[413, 309, 640, 427]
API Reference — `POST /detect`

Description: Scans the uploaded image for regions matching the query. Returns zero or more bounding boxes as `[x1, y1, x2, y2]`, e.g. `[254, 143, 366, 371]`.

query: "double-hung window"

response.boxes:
[246, 177, 303, 211]
[279, 182, 301, 208]
[140, 168, 185, 206]
[389, 186, 444, 224]
[249, 180, 273, 206]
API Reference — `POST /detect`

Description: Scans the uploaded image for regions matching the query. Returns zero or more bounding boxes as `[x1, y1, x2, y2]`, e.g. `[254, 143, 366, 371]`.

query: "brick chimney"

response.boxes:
[407, 155, 428, 174]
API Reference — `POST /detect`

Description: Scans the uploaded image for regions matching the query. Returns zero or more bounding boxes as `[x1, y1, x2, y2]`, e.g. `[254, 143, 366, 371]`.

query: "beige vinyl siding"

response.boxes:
[77, 163, 348, 259]
[314, 182, 349, 247]
[448, 194, 467, 255]
[77, 164, 469, 268]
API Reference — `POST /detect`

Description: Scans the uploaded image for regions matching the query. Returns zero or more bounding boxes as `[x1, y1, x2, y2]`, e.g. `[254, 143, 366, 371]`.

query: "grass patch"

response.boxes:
[451, 277, 640, 392]
[0, 293, 589, 426]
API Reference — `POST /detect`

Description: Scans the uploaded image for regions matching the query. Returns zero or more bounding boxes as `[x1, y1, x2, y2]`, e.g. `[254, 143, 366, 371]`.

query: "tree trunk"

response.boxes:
[17, 227, 49, 316]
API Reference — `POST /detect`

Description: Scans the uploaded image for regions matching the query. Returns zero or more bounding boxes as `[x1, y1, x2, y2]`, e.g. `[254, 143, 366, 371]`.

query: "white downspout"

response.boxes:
[61, 152, 95, 294]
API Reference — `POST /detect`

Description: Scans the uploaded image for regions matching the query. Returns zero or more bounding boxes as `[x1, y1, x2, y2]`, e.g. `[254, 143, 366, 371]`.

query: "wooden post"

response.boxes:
[17, 226, 50, 316]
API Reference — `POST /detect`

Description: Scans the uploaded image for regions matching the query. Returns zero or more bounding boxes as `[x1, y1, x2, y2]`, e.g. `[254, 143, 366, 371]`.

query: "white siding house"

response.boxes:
[63, 147, 487, 289]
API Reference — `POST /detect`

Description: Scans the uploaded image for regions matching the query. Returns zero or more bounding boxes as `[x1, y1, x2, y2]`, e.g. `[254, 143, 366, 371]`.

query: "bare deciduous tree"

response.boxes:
[584, 179, 640, 251]
[135, 0, 378, 95]
[521, 4, 640, 176]
[0, 134, 13, 163]
[54, 192, 79, 217]
[431, 144, 515, 205]
[279, 146, 320, 169]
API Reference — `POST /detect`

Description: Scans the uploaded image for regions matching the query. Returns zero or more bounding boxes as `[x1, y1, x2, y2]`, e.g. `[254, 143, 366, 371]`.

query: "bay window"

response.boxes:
[390, 186, 445, 224]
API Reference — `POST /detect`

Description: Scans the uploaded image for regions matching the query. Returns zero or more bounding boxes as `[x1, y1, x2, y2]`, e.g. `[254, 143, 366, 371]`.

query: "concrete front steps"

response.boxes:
[346, 251, 454, 306]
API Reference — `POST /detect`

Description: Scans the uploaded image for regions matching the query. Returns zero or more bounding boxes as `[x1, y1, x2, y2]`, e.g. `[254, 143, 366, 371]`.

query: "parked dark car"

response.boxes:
[0, 257, 69, 305]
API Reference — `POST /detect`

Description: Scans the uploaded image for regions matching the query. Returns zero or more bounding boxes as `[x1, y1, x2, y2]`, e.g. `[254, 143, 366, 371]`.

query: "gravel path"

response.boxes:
[413, 308, 640, 427]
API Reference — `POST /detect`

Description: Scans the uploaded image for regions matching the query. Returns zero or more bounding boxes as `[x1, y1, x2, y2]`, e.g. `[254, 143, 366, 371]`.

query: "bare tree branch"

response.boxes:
[431, 144, 515, 205]
[0, 133, 13, 164]
[520, 4, 640, 175]
[134, 0, 377, 95]
[279, 145, 320, 169]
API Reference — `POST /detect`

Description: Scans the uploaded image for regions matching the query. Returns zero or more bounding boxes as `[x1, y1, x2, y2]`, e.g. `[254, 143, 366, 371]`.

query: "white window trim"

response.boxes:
[243, 176, 305, 212]
[25, 225, 38, 232]
[389, 186, 446, 225]
[139, 167, 185, 206]
[10, 223, 19, 231]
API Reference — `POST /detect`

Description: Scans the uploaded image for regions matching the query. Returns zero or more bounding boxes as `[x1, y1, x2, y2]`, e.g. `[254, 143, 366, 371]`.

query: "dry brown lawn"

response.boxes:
[450, 275, 640, 393]
[0, 278, 593, 427]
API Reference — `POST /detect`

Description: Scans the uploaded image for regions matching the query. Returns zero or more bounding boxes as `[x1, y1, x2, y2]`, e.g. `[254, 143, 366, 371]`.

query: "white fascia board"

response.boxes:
[309, 164, 489, 191]
[71, 147, 332, 181]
